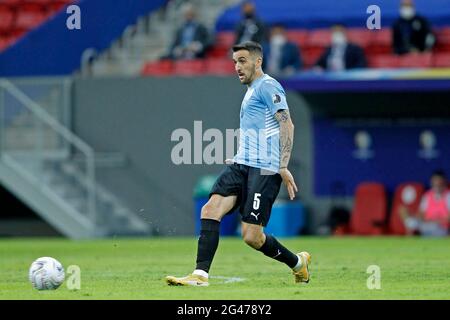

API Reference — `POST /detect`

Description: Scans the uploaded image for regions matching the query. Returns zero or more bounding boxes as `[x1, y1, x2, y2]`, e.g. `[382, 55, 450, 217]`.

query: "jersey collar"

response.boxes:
[249, 73, 267, 89]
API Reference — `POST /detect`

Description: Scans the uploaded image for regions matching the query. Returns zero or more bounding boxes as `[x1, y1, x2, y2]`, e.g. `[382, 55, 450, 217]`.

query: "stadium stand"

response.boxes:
[140, 59, 174, 76]
[204, 57, 235, 75]
[194, 0, 450, 73]
[172, 59, 205, 76]
[0, 0, 73, 52]
[216, 0, 450, 31]
[2, 0, 450, 76]
[433, 53, 450, 67]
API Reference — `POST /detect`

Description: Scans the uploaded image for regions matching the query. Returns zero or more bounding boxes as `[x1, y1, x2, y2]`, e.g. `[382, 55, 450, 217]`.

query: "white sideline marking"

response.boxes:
[210, 276, 246, 284]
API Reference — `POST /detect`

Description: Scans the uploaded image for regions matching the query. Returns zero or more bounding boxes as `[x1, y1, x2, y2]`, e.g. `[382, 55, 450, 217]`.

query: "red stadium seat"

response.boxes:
[205, 58, 235, 75]
[9, 27, 26, 38]
[0, 4, 12, 12]
[435, 27, 450, 51]
[302, 49, 323, 68]
[432, 53, 450, 67]
[0, 0, 22, 9]
[47, 3, 65, 14]
[346, 28, 373, 49]
[173, 59, 206, 76]
[46, 1, 73, 14]
[368, 54, 399, 68]
[215, 31, 234, 48]
[0, 35, 14, 51]
[303, 29, 331, 67]
[206, 32, 235, 59]
[24, 0, 54, 4]
[286, 29, 308, 47]
[388, 182, 425, 235]
[350, 182, 387, 235]
[14, 9, 46, 30]
[0, 9, 14, 33]
[398, 52, 432, 68]
[367, 29, 392, 54]
[140, 60, 173, 76]
[20, 3, 45, 11]
[0, 1, 73, 37]
[206, 46, 229, 58]
[306, 29, 331, 48]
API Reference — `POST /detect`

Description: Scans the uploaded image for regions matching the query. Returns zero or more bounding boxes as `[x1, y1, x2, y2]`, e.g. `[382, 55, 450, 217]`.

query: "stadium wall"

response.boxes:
[72, 76, 315, 235]
[70, 78, 450, 235]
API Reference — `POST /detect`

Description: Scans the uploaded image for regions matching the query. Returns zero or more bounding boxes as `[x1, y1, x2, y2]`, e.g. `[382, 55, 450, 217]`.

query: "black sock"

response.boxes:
[257, 234, 299, 269]
[195, 219, 220, 273]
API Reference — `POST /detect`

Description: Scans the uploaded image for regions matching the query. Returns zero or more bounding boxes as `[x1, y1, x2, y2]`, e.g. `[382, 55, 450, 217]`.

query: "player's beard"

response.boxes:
[242, 63, 257, 85]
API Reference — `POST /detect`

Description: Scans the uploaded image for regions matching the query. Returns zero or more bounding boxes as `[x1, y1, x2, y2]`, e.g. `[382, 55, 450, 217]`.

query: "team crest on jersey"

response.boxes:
[272, 94, 281, 104]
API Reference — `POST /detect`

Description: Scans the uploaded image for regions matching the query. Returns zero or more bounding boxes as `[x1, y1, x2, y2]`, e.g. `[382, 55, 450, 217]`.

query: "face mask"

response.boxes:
[244, 12, 254, 19]
[271, 34, 286, 46]
[331, 32, 347, 46]
[400, 6, 415, 19]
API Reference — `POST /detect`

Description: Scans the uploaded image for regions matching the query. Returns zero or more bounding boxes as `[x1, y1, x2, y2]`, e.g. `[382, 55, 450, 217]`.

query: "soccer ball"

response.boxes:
[29, 257, 65, 290]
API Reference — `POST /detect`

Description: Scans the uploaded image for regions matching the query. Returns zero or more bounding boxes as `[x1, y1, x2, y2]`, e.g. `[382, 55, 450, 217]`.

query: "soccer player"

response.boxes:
[166, 41, 311, 287]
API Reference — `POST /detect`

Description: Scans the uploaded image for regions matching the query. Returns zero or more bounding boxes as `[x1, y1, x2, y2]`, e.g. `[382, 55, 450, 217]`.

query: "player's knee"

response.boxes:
[242, 230, 264, 249]
[201, 203, 220, 220]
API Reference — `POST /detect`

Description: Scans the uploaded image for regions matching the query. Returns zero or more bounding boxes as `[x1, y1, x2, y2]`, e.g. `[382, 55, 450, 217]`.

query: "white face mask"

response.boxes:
[400, 6, 415, 19]
[331, 32, 347, 46]
[271, 34, 286, 46]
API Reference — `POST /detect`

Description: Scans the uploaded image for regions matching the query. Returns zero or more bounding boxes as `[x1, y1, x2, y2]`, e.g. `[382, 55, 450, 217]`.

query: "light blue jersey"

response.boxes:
[233, 74, 289, 173]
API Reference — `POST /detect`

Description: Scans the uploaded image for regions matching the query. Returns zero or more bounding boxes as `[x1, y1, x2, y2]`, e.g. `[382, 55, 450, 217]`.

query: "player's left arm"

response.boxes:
[274, 109, 298, 200]
[260, 80, 298, 200]
[274, 109, 294, 169]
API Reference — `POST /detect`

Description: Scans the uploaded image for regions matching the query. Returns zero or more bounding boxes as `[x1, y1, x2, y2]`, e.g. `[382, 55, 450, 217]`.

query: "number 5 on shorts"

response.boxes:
[253, 193, 261, 210]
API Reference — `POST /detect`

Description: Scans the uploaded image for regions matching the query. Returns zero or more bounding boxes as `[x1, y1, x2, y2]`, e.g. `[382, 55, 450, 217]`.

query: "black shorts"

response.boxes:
[209, 163, 282, 227]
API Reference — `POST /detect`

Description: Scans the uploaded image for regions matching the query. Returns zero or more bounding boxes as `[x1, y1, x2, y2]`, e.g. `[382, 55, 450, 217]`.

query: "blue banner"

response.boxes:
[216, 0, 450, 31]
[313, 118, 450, 196]
[0, 0, 166, 76]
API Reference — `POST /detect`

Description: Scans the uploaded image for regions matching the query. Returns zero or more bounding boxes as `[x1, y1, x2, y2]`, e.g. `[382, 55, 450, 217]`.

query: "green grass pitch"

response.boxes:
[1, 236, 449, 299]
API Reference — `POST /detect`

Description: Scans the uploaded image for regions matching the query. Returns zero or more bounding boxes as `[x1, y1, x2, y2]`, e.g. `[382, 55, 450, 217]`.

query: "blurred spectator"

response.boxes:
[165, 4, 210, 60]
[392, 0, 435, 55]
[263, 25, 302, 76]
[234, 1, 267, 45]
[401, 170, 449, 237]
[315, 25, 367, 71]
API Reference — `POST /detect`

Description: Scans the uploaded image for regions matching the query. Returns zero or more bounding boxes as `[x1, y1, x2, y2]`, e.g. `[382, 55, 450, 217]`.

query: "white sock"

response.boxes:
[292, 255, 303, 272]
[193, 269, 209, 279]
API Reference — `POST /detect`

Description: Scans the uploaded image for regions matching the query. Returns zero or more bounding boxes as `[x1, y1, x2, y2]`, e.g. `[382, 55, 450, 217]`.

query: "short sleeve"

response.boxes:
[259, 79, 289, 116]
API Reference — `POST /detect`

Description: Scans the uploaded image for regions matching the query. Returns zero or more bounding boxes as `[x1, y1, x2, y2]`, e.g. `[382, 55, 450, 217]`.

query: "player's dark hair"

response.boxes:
[431, 169, 446, 179]
[241, 0, 254, 7]
[232, 41, 263, 58]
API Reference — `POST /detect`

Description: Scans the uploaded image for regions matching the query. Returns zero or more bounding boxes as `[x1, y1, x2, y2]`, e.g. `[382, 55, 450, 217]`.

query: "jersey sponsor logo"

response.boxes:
[250, 212, 260, 221]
